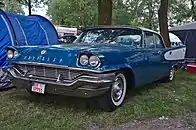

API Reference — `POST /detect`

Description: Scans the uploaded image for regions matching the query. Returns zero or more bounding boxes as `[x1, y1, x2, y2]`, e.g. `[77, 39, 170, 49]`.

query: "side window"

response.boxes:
[154, 34, 164, 48]
[144, 32, 155, 48]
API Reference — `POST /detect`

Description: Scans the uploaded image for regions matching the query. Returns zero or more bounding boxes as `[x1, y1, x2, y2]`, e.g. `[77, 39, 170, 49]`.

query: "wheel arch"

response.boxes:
[118, 67, 135, 89]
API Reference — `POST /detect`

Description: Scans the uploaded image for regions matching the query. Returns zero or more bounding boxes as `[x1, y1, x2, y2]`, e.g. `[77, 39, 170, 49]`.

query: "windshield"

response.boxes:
[74, 28, 142, 47]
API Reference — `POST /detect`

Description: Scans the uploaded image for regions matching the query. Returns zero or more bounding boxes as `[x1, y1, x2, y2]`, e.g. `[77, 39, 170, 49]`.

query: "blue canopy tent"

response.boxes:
[0, 10, 59, 90]
[0, 10, 59, 66]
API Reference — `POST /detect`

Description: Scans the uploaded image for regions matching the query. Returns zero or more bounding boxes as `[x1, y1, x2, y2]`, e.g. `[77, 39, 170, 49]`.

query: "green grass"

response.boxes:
[1, 70, 196, 130]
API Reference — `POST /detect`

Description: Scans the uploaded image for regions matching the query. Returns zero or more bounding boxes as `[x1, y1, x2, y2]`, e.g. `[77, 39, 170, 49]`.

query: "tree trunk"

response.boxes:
[191, 0, 196, 21]
[158, 0, 170, 48]
[147, 0, 153, 29]
[28, 0, 32, 15]
[98, 0, 112, 25]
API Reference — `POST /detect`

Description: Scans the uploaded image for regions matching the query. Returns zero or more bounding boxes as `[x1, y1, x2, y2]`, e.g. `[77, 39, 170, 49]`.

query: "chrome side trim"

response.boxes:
[13, 62, 117, 73]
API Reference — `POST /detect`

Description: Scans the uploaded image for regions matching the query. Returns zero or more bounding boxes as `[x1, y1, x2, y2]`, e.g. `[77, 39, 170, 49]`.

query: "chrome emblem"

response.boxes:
[41, 50, 46, 55]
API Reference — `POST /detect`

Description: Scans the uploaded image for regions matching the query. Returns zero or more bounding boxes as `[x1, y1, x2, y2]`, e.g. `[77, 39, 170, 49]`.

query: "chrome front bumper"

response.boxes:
[5, 67, 115, 98]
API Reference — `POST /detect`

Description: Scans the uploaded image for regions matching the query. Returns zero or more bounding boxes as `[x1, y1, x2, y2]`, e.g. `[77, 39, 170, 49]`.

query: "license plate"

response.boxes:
[31, 82, 46, 94]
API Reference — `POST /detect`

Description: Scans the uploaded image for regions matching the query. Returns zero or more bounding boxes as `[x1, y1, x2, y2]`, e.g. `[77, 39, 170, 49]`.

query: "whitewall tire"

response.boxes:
[98, 72, 127, 112]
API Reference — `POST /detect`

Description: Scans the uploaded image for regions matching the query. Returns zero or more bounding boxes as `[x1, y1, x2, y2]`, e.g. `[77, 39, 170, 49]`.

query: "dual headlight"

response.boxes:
[6, 49, 19, 59]
[79, 54, 100, 67]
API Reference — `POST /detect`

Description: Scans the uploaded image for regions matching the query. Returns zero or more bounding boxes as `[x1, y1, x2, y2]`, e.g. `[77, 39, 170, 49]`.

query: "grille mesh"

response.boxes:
[14, 64, 83, 80]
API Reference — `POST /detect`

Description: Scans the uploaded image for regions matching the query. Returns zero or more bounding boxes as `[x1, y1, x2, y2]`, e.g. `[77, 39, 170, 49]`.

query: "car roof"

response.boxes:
[82, 25, 159, 35]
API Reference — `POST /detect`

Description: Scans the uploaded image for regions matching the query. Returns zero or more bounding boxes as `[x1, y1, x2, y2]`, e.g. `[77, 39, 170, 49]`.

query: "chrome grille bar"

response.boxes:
[33, 65, 35, 75]
[43, 66, 46, 77]
[14, 64, 82, 80]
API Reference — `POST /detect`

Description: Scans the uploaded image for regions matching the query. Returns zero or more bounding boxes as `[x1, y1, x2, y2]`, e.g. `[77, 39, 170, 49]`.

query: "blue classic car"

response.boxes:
[5, 26, 186, 111]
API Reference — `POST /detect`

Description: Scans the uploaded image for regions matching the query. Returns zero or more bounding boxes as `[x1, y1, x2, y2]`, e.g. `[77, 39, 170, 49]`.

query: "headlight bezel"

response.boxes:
[78, 53, 101, 67]
[7, 50, 14, 59]
[14, 50, 19, 58]
[6, 48, 19, 59]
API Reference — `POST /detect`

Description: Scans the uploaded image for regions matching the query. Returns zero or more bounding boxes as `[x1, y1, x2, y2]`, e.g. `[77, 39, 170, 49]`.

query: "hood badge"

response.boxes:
[41, 50, 46, 55]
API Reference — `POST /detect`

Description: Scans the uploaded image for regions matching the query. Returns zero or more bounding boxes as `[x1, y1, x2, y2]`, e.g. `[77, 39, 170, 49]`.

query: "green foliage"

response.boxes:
[112, 0, 130, 25]
[125, 0, 160, 30]
[16, 0, 47, 7]
[47, 0, 98, 27]
[15, 0, 48, 15]
[46, 0, 195, 29]
[47, 0, 131, 27]
[1, 0, 194, 29]
[168, 0, 191, 27]
[125, 0, 192, 29]
[0, 0, 4, 8]
[2, 0, 24, 14]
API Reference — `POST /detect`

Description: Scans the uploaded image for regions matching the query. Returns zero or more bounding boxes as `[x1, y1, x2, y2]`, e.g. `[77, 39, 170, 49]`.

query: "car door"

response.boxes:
[153, 33, 171, 78]
[155, 34, 186, 78]
[143, 31, 164, 83]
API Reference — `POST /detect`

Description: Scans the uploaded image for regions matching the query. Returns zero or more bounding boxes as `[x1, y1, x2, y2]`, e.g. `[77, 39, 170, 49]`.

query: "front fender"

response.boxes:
[99, 64, 136, 88]
[100, 64, 134, 72]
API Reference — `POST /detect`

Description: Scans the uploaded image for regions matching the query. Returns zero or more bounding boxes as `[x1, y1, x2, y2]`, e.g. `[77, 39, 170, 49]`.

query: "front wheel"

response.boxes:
[98, 72, 127, 112]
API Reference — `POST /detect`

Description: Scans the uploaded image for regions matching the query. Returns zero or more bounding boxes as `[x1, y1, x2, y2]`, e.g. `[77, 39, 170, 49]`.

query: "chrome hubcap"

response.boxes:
[111, 77, 124, 102]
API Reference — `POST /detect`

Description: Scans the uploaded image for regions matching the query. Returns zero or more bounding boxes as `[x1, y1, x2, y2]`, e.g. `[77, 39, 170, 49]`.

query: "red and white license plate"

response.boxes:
[31, 82, 46, 94]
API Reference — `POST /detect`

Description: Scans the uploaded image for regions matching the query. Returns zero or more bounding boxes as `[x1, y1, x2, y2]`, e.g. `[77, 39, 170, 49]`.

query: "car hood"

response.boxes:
[9, 43, 135, 66]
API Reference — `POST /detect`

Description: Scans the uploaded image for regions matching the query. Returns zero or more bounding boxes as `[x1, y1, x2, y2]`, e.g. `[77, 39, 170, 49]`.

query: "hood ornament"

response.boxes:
[41, 50, 46, 55]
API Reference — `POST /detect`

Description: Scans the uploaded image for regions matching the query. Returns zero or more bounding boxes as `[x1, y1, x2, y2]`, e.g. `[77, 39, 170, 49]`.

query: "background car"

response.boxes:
[59, 35, 77, 44]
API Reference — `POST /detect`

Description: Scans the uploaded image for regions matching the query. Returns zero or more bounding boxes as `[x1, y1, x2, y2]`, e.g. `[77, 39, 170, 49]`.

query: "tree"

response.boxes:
[0, 0, 4, 8]
[16, 0, 47, 15]
[112, 0, 130, 25]
[47, 0, 98, 27]
[168, 0, 191, 27]
[47, 0, 193, 31]
[98, 0, 112, 25]
[125, 0, 191, 29]
[47, 0, 129, 27]
[158, 0, 170, 47]
[3, 0, 24, 14]
[190, 0, 196, 21]
[125, 0, 160, 30]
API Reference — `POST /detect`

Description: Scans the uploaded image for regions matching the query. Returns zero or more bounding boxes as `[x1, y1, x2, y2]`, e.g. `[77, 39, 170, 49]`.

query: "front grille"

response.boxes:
[14, 64, 83, 80]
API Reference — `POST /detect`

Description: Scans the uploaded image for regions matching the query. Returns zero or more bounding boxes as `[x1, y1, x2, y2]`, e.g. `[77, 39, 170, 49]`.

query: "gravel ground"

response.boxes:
[87, 113, 196, 130]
